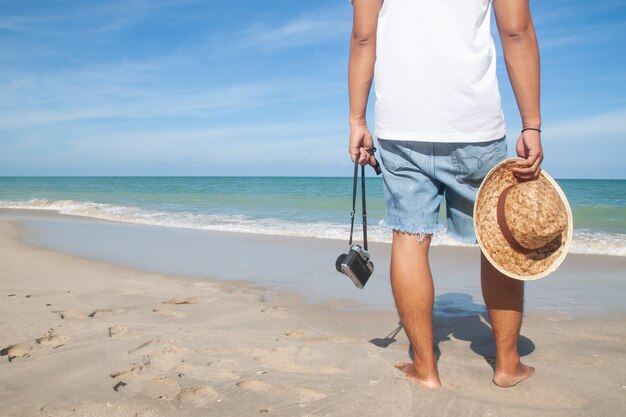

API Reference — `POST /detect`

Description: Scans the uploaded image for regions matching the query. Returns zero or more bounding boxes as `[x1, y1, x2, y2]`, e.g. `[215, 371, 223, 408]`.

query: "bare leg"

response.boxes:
[390, 232, 441, 389]
[481, 253, 535, 387]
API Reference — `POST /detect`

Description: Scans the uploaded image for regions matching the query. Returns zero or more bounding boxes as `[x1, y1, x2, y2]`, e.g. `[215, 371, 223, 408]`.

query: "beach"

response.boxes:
[1, 211, 625, 417]
[2, 0, 625, 415]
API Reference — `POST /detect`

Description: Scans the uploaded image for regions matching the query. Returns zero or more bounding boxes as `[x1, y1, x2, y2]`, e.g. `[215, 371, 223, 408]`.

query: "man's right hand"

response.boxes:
[349, 124, 377, 166]
[348, 0, 382, 167]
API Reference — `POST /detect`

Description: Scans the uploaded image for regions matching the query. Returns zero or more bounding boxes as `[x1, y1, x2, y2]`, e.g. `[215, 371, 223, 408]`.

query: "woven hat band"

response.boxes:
[475, 158, 573, 280]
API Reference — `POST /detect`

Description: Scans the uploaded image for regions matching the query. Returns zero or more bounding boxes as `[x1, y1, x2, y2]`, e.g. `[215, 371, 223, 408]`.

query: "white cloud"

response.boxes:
[0, 15, 58, 32]
[532, 0, 626, 50]
[546, 107, 626, 139]
[213, 8, 351, 54]
[539, 21, 626, 49]
[0, 115, 349, 176]
[0, 0, 193, 35]
[0, 59, 342, 129]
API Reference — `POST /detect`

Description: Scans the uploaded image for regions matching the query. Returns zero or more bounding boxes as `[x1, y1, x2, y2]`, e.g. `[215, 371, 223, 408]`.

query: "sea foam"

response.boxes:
[1, 199, 624, 257]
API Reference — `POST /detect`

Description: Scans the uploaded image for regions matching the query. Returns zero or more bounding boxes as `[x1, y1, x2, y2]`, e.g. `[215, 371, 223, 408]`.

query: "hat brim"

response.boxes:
[474, 158, 573, 280]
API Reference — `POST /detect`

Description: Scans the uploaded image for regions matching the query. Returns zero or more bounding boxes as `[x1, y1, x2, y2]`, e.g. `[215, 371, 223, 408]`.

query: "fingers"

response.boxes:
[349, 141, 364, 163]
[513, 155, 543, 180]
[350, 148, 374, 165]
[359, 147, 369, 164]
[368, 153, 378, 167]
[348, 125, 375, 164]
[513, 149, 543, 179]
[513, 132, 543, 180]
[349, 147, 360, 163]
[349, 146, 374, 164]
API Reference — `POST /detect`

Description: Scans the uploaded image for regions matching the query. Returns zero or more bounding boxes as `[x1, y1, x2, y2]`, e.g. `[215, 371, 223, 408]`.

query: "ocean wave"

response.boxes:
[569, 231, 626, 257]
[1, 199, 624, 257]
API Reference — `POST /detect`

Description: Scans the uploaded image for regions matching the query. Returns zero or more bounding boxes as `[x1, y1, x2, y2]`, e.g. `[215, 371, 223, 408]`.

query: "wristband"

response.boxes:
[521, 127, 541, 133]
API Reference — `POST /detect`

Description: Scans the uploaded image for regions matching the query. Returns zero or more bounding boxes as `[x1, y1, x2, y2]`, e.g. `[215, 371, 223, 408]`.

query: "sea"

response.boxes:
[0, 176, 625, 257]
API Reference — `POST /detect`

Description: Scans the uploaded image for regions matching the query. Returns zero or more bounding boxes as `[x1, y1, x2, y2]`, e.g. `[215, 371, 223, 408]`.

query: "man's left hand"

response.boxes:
[513, 130, 543, 180]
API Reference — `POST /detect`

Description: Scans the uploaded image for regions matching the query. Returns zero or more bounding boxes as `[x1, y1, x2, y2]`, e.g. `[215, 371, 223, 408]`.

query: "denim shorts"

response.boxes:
[377, 137, 507, 243]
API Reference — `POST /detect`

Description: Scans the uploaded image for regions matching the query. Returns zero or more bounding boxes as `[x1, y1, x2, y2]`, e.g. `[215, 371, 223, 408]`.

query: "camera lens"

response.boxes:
[335, 254, 347, 273]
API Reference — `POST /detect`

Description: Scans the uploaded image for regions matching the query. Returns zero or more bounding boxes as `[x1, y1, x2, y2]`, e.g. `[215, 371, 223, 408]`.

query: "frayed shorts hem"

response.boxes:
[384, 223, 444, 236]
[384, 223, 478, 244]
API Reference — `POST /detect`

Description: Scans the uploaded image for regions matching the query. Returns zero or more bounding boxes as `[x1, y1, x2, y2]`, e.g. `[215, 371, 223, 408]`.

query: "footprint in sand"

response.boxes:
[108, 324, 126, 338]
[253, 355, 343, 375]
[261, 307, 287, 319]
[133, 408, 171, 417]
[110, 367, 141, 380]
[251, 345, 344, 375]
[152, 308, 186, 318]
[306, 335, 359, 344]
[110, 364, 182, 400]
[177, 386, 218, 407]
[36, 335, 67, 348]
[52, 310, 88, 320]
[126, 339, 189, 373]
[236, 380, 326, 402]
[161, 299, 198, 305]
[174, 362, 240, 381]
[89, 308, 125, 318]
[147, 348, 190, 371]
[143, 375, 181, 400]
[201, 359, 241, 381]
[113, 374, 181, 400]
[129, 339, 181, 354]
[1, 335, 67, 361]
[235, 347, 271, 359]
[1, 342, 33, 361]
[236, 380, 272, 392]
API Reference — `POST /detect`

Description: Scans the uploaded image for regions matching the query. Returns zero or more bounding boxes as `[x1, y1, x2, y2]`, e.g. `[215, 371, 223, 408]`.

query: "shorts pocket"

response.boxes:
[449, 138, 507, 186]
[378, 140, 415, 173]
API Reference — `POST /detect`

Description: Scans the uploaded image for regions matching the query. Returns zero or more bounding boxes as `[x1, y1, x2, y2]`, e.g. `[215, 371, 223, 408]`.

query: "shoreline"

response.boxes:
[2, 208, 626, 317]
[1, 195, 625, 258]
[1, 217, 626, 416]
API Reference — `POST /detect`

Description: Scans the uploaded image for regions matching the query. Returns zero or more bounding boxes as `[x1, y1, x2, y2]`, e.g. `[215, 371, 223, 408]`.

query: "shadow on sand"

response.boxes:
[370, 293, 535, 369]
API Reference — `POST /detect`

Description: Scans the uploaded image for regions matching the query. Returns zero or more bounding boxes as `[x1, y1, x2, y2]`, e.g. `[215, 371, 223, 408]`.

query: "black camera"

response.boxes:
[335, 244, 374, 289]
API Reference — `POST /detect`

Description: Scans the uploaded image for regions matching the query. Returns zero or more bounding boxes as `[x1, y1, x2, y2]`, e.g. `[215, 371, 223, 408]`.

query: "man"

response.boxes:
[348, 0, 543, 388]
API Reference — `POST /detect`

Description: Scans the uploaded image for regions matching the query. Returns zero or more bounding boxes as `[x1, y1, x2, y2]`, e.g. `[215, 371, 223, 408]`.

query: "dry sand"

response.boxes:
[1, 218, 625, 417]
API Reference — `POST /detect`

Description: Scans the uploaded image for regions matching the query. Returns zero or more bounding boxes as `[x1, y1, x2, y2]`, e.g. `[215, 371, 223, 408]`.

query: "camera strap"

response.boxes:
[348, 160, 368, 251]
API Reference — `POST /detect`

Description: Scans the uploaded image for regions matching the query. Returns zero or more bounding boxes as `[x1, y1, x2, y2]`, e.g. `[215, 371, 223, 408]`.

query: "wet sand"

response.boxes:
[1, 215, 625, 416]
[2, 208, 625, 316]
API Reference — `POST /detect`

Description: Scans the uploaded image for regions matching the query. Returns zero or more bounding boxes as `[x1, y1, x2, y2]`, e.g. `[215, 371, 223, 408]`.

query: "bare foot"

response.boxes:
[493, 363, 535, 388]
[394, 362, 441, 389]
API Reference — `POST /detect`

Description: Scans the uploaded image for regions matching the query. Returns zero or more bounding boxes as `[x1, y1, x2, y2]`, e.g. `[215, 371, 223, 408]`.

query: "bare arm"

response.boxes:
[348, 0, 383, 165]
[493, 0, 542, 179]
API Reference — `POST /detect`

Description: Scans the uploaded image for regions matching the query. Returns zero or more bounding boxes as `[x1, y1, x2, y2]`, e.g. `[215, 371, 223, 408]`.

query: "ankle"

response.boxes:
[411, 359, 439, 380]
[495, 356, 521, 375]
[411, 351, 437, 371]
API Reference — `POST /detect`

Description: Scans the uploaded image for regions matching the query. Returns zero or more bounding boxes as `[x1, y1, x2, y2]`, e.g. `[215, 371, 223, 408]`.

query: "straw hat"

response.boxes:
[474, 158, 573, 280]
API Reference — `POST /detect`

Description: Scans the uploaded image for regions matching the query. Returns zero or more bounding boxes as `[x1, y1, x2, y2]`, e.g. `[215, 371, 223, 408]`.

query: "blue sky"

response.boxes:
[0, 0, 624, 178]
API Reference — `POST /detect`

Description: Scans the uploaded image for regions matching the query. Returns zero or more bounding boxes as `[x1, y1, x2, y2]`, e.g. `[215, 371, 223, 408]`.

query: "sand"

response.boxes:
[1, 218, 625, 417]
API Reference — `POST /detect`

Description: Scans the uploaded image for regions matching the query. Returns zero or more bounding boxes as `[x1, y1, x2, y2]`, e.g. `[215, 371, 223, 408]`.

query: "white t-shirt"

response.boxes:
[353, 0, 506, 143]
